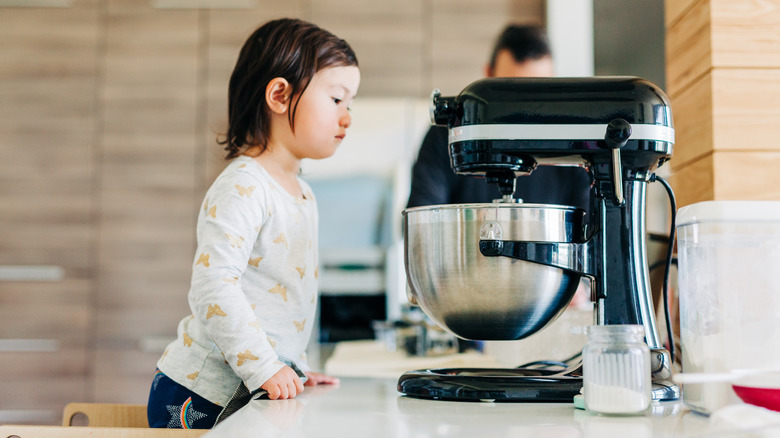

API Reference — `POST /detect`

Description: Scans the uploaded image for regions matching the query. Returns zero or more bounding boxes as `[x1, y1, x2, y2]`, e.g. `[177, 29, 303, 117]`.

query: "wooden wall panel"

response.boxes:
[669, 71, 712, 167]
[665, 0, 711, 96]
[94, 4, 200, 403]
[665, 0, 701, 27]
[0, 5, 98, 423]
[671, 151, 780, 208]
[711, 69, 780, 152]
[668, 153, 714, 208]
[710, 0, 780, 68]
[671, 68, 780, 169]
[668, 0, 780, 95]
[311, 0, 426, 97]
[430, 0, 543, 96]
[712, 152, 780, 200]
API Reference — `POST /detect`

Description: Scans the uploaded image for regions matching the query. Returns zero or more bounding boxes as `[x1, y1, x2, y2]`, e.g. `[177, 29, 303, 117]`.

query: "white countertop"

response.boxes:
[202, 377, 736, 438]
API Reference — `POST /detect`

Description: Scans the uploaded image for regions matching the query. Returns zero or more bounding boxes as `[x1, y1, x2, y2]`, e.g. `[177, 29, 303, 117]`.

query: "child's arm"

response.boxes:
[262, 365, 305, 399]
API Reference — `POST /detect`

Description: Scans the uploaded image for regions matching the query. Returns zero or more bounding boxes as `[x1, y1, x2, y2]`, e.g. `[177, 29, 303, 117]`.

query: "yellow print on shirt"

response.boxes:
[207, 205, 217, 218]
[273, 233, 288, 248]
[226, 233, 244, 248]
[183, 333, 193, 347]
[237, 350, 258, 366]
[235, 184, 255, 197]
[196, 253, 210, 267]
[248, 257, 262, 267]
[293, 319, 306, 333]
[206, 304, 227, 319]
[295, 266, 305, 278]
[269, 284, 288, 302]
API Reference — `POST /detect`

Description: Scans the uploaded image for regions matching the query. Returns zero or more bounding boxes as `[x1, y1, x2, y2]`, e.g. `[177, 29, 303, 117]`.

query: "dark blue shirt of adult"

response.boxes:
[407, 126, 594, 210]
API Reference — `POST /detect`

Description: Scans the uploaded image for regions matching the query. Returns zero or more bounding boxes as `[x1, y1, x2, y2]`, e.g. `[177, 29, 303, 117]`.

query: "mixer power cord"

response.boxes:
[515, 174, 678, 371]
[649, 173, 677, 365]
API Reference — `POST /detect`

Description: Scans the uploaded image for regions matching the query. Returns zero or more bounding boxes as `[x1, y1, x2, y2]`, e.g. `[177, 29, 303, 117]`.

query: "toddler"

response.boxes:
[147, 18, 359, 429]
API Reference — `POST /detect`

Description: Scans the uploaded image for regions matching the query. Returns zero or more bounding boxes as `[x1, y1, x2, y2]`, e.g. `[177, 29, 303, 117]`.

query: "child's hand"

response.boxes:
[261, 366, 304, 400]
[304, 371, 340, 386]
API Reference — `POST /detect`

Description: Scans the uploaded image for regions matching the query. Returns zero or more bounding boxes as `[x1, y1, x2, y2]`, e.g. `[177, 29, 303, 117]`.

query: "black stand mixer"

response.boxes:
[398, 77, 679, 402]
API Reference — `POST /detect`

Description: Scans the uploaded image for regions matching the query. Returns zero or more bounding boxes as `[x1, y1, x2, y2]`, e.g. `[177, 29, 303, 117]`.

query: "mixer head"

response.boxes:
[429, 76, 674, 202]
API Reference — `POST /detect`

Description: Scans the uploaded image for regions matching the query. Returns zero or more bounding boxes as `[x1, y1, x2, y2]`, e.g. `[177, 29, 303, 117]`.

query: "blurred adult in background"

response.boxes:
[406, 24, 592, 210]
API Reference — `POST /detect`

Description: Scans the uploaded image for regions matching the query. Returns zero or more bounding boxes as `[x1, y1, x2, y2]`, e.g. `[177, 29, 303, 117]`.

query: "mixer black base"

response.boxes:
[397, 368, 582, 402]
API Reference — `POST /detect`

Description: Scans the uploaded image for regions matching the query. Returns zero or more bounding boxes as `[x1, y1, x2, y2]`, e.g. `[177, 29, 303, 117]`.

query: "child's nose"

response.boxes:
[340, 111, 352, 128]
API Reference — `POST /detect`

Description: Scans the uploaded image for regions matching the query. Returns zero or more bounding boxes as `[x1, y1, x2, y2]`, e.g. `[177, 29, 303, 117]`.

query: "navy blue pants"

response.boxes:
[147, 370, 222, 429]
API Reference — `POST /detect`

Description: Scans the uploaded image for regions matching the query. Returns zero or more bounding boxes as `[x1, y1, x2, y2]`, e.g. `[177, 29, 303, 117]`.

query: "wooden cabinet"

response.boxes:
[666, 0, 780, 206]
[93, 2, 201, 403]
[0, 3, 99, 423]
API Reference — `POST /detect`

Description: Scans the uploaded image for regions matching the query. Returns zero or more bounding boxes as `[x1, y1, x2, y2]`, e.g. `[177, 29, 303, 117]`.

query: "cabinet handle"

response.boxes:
[0, 339, 60, 352]
[151, 0, 255, 9]
[0, 265, 64, 282]
[0, 0, 71, 7]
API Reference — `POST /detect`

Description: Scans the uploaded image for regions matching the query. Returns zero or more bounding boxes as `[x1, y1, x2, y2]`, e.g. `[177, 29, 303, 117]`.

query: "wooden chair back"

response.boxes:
[0, 425, 207, 437]
[62, 403, 148, 428]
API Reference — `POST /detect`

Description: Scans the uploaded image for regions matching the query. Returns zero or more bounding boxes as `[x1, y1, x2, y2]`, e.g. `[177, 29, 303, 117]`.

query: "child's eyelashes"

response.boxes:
[332, 97, 342, 105]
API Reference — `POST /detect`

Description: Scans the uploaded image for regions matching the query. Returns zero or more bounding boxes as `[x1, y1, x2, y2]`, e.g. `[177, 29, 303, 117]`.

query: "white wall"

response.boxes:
[546, 0, 595, 77]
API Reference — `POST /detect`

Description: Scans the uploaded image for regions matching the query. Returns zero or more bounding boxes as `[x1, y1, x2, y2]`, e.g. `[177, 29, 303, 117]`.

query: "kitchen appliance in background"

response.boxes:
[398, 77, 679, 402]
[677, 201, 780, 414]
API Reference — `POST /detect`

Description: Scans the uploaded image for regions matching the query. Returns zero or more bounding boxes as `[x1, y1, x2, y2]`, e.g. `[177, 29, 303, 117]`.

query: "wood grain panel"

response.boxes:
[711, 0, 780, 68]
[671, 68, 780, 172]
[669, 71, 712, 168]
[665, 0, 702, 27]
[311, 0, 425, 97]
[665, 0, 711, 96]
[92, 349, 166, 404]
[711, 69, 780, 152]
[668, 0, 780, 95]
[1, 369, 89, 415]
[430, 0, 543, 96]
[0, 280, 92, 341]
[712, 151, 780, 200]
[671, 151, 780, 208]
[95, 6, 200, 399]
[0, 5, 98, 424]
[668, 153, 714, 208]
[0, 350, 89, 383]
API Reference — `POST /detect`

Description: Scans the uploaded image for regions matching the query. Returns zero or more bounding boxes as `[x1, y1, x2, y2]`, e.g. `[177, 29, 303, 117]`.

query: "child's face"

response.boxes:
[288, 65, 360, 160]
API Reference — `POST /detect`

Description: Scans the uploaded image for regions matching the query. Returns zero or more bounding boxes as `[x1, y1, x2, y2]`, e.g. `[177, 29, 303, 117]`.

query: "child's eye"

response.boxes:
[332, 98, 342, 105]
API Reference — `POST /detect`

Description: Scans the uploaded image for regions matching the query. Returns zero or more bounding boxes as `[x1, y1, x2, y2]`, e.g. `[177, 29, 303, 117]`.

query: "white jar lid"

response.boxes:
[677, 201, 780, 227]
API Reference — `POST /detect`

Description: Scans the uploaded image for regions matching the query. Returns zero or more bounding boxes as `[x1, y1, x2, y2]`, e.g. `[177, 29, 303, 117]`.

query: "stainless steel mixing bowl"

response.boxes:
[403, 203, 587, 341]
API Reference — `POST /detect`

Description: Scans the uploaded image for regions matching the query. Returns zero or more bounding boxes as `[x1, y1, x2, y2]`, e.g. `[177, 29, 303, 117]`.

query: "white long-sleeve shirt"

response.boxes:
[158, 156, 319, 405]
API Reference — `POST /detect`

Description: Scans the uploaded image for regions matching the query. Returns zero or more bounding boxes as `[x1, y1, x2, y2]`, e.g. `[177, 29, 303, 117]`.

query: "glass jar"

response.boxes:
[582, 325, 651, 415]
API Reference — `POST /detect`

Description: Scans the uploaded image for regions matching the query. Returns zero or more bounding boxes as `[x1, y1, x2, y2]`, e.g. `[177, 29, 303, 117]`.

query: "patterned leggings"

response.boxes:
[147, 370, 222, 429]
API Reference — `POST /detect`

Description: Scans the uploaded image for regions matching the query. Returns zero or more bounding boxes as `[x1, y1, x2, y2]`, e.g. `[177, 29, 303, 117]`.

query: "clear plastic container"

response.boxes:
[677, 201, 780, 414]
[583, 325, 651, 415]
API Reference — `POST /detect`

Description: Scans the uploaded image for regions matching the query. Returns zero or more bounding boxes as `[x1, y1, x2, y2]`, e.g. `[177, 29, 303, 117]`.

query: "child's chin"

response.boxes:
[309, 149, 338, 160]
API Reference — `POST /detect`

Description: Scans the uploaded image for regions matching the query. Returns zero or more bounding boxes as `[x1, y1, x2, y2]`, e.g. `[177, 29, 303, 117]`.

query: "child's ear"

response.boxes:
[266, 77, 292, 114]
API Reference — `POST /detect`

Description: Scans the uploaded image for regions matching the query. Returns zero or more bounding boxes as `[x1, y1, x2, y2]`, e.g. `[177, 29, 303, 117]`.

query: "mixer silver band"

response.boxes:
[449, 124, 675, 144]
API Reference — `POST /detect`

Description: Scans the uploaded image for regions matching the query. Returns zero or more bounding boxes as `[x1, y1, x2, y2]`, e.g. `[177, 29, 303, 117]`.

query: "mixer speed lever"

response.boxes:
[604, 119, 632, 206]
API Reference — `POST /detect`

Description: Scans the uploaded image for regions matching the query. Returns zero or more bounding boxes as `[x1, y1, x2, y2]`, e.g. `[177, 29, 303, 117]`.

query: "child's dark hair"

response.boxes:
[220, 18, 358, 159]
